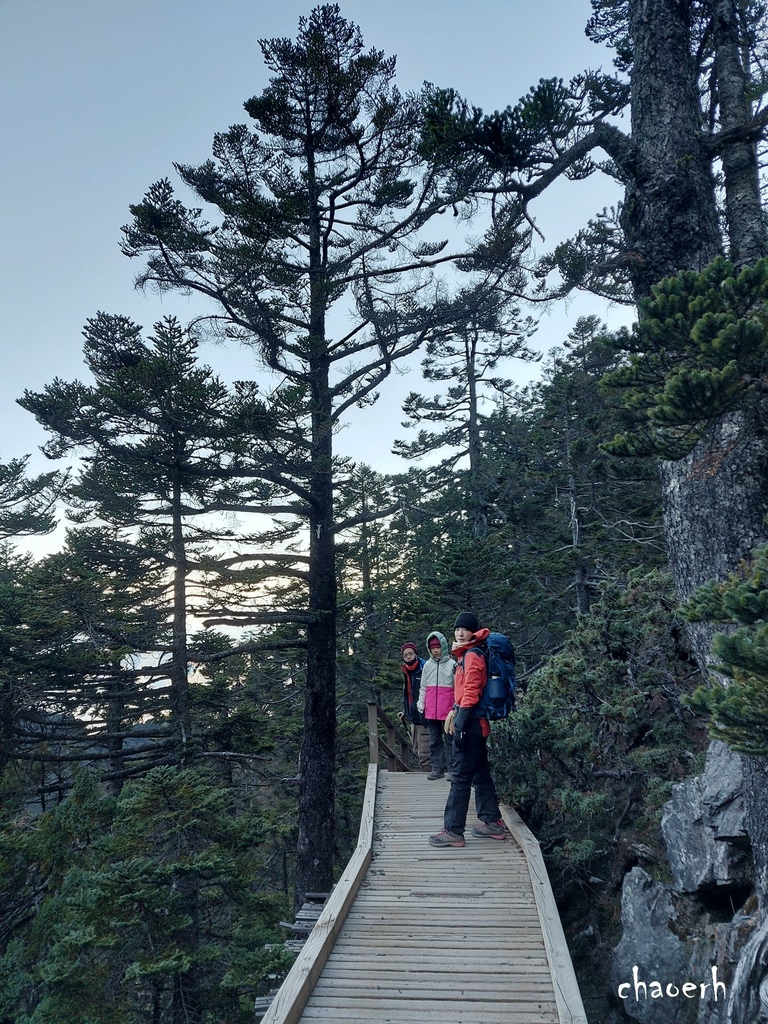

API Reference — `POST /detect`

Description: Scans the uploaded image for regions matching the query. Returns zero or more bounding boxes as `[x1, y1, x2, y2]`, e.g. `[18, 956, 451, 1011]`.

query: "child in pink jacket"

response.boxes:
[417, 631, 456, 780]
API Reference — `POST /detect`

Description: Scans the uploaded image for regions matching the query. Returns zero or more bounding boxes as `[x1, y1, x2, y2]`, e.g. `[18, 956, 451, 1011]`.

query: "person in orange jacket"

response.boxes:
[428, 611, 506, 847]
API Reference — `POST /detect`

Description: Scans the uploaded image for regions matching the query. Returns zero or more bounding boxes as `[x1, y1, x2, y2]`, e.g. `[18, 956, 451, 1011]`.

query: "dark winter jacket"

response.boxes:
[401, 656, 425, 724]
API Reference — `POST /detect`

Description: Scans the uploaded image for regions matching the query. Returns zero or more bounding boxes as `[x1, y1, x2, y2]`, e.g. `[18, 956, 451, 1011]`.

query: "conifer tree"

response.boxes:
[20, 314, 287, 772]
[0, 456, 64, 541]
[393, 289, 536, 537]
[522, 317, 664, 614]
[421, 0, 768, 616]
[0, 532, 173, 800]
[685, 543, 768, 756]
[0, 529, 179, 805]
[386, 316, 664, 665]
[0, 768, 291, 1024]
[334, 465, 400, 677]
[603, 256, 768, 458]
[423, 1, 768, 921]
[119, 4, 497, 902]
[684, 543, 768, 913]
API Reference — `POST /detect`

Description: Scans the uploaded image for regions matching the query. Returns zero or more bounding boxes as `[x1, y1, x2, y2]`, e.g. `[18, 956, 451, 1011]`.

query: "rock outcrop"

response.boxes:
[612, 867, 690, 1024]
[661, 741, 749, 893]
[611, 741, 757, 1024]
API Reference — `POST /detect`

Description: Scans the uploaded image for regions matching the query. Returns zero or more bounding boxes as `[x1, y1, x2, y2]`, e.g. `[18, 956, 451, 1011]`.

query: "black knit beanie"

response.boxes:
[454, 611, 479, 633]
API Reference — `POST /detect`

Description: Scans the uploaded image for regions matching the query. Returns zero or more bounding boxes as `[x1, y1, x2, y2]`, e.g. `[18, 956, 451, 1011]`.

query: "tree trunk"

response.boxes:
[171, 873, 202, 1024]
[624, 0, 722, 295]
[568, 471, 591, 617]
[170, 473, 192, 761]
[106, 676, 126, 796]
[294, 163, 337, 906]
[624, 0, 768, 655]
[294, 362, 337, 908]
[712, 0, 767, 265]
[0, 682, 14, 781]
[466, 331, 487, 538]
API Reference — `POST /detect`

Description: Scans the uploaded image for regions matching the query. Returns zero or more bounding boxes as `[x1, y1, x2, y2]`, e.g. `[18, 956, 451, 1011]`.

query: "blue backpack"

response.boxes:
[471, 633, 516, 720]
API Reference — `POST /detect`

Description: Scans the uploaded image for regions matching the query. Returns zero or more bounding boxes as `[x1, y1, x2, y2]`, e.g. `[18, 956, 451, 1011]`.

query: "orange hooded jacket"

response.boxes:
[452, 627, 491, 738]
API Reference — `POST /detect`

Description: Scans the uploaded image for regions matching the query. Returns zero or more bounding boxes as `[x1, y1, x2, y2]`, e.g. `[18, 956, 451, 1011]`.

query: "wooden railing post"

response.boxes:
[397, 730, 409, 767]
[385, 721, 396, 771]
[367, 702, 379, 764]
[500, 804, 588, 1024]
[366, 701, 412, 771]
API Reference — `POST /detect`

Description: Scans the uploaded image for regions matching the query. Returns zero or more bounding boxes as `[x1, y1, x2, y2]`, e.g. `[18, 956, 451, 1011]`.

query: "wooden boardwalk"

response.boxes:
[262, 766, 587, 1024]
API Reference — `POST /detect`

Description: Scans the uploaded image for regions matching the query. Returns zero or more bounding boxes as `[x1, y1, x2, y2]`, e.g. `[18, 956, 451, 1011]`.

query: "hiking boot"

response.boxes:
[470, 819, 507, 840]
[426, 770, 444, 780]
[428, 828, 465, 848]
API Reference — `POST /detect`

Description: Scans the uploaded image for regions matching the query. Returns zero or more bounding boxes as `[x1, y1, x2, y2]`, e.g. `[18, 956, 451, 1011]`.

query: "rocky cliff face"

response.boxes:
[611, 741, 759, 1024]
[661, 740, 751, 895]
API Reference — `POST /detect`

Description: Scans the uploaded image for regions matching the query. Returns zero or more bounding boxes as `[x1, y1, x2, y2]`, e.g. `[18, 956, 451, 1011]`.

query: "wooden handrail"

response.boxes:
[500, 804, 588, 1024]
[366, 701, 411, 770]
[259, 763, 379, 1024]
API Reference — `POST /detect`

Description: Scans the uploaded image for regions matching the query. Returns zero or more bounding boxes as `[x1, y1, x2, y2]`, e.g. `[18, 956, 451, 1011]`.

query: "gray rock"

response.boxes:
[722, 911, 768, 1024]
[661, 741, 750, 893]
[612, 867, 689, 1024]
[700, 741, 747, 842]
[686, 910, 756, 1024]
[611, 867, 751, 1024]
[611, 745, 755, 1024]
[662, 774, 722, 891]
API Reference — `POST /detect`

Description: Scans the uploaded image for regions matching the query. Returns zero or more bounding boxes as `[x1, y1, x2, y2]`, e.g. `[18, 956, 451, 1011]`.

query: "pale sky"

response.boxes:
[0, 0, 629, 480]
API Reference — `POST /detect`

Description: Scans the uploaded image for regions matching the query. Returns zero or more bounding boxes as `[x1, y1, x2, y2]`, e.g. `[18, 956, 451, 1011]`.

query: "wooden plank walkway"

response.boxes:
[262, 766, 587, 1024]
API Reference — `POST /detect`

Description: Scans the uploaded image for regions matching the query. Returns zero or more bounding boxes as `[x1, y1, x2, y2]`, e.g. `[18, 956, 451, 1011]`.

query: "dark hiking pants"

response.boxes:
[443, 730, 500, 834]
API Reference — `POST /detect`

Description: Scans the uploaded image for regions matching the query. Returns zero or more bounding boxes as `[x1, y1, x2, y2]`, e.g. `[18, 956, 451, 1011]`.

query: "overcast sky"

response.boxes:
[0, 0, 629, 483]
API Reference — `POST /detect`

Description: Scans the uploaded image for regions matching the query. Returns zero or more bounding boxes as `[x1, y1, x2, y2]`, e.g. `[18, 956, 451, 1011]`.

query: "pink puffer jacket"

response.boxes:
[417, 631, 456, 721]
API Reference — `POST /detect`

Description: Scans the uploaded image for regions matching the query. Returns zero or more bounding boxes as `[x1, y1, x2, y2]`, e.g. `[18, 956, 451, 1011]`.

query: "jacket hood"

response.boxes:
[452, 626, 490, 658]
[426, 630, 451, 659]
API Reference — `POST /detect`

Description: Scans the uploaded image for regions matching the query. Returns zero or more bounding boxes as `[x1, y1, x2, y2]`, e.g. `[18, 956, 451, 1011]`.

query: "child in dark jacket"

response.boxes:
[417, 631, 455, 780]
[400, 641, 430, 772]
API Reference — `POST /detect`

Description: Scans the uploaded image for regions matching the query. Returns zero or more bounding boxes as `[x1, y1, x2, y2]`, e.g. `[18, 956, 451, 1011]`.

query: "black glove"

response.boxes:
[453, 707, 472, 752]
[454, 707, 471, 731]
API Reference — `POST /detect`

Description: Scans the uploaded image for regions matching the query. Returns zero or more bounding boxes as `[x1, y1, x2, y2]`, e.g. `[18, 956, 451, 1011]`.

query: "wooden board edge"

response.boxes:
[260, 763, 379, 1024]
[499, 803, 588, 1024]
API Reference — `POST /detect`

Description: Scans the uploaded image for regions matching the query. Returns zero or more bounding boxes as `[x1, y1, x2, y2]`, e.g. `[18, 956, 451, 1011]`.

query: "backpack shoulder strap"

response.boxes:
[460, 644, 486, 664]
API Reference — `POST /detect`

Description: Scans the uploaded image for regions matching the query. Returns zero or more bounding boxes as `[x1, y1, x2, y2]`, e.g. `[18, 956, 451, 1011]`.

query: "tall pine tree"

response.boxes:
[119, 5, 501, 902]
[20, 315, 289, 775]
